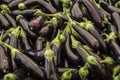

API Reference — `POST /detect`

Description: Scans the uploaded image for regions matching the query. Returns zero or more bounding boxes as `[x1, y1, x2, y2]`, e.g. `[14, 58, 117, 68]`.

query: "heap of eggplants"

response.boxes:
[0, 0, 120, 80]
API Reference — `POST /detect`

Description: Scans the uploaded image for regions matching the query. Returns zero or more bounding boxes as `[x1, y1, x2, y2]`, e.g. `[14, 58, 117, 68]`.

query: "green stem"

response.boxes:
[100, 56, 114, 65]
[33, 9, 44, 16]
[11, 26, 21, 37]
[112, 65, 120, 78]
[61, 69, 72, 80]
[16, 15, 23, 21]
[0, 30, 4, 41]
[70, 35, 80, 48]
[3, 73, 16, 80]
[20, 27, 26, 38]
[87, 55, 98, 65]
[108, 0, 112, 5]
[51, 30, 60, 48]
[93, 0, 101, 8]
[60, 32, 66, 42]
[102, 16, 111, 25]
[114, 1, 120, 8]
[114, 74, 120, 80]
[44, 42, 54, 61]
[79, 63, 89, 80]
[104, 32, 117, 42]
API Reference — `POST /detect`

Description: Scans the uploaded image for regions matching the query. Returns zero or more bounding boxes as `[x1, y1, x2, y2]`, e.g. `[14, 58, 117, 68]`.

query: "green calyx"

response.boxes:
[100, 56, 115, 65]
[18, 3, 26, 10]
[63, 7, 70, 16]
[87, 56, 98, 65]
[93, 0, 101, 8]
[79, 63, 89, 80]
[16, 15, 23, 21]
[0, 4, 11, 13]
[112, 65, 120, 78]
[44, 42, 54, 61]
[114, 74, 120, 80]
[102, 16, 111, 25]
[76, 18, 94, 30]
[60, 0, 71, 8]
[20, 27, 26, 38]
[70, 35, 80, 48]
[61, 69, 72, 80]
[33, 9, 43, 16]
[3, 73, 16, 80]
[10, 26, 21, 37]
[104, 32, 117, 42]
[51, 30, 60, 48]
[114, 1, 120, 8]
[49, 17, 59, 27]
[60, 33, 66, 42]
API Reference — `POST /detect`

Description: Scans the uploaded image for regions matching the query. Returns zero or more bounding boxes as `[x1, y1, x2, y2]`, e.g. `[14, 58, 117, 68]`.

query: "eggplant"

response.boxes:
[8, 0, 24, 10]
[0, 45, 10, 78]
[44, 42, 59, 80]
[81, 0, 102, 27]
[0, 13, 9, 29]
[100, 1, 120, 14]
[23, 0, 57, 13]
[112, 12, 120, 36]
[19, 28, 32, 50]
[3, 12, 17, 27]
[16, 15, 37, 37]
[72, 24, 100, 51]
[70, 0, 83, 21]
[12, 9, 38, 16]
[65, 32, 80, 64]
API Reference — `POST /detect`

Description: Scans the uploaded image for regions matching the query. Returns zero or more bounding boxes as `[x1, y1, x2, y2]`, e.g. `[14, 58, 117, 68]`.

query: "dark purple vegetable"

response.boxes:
[16, 15, 37, 37]
[0, 13, 9, 28]
[70, 0, 83, 21]
[72, 24, 100, 51]
[23, 0, 57, 13]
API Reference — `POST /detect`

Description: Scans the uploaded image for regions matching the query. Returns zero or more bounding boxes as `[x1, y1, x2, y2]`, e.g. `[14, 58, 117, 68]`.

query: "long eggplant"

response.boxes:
[23, 0, 57, 13]
[81, 0, 102, 27]
[72, 24, 100, 51]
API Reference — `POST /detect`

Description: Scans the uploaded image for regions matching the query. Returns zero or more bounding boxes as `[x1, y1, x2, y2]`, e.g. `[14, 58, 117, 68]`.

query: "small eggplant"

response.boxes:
[23, 0, 57, 13]
[44, 42, 59, 80]
[29, 15, 45, 31]
[70, 0, 83, 21]
[19, 28, 32, 50]
[72, 24, 100, 51]
[16, 15, 37, 37]
[12, 9, 38, 16]
[0, 13, 9, 29]
[3, 12, 17, 27]
[0, 45, 10, 78]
